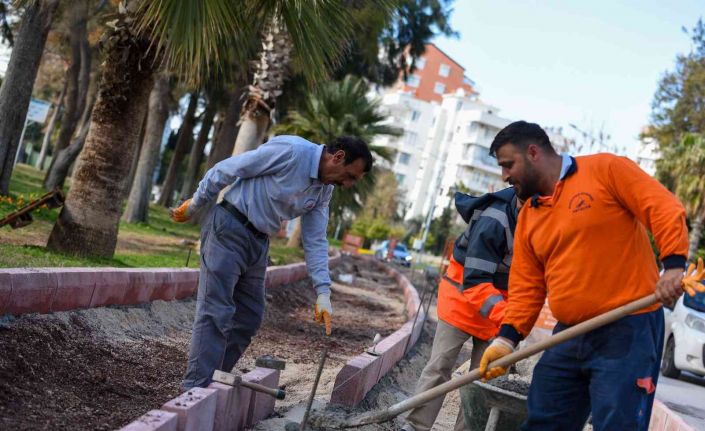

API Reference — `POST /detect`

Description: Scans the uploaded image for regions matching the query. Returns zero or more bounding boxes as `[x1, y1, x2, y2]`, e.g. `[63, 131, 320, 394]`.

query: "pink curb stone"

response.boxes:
[0, 271, 12, 315]
[207, 382, 247, 431]
[90, 269, 130, 308]
[6, 269, 57, 315]
[52, 268, 96, 312]
[173, 270, 199, 300]
[151, 270, 177, 302]
[123, 270, 156, 305]
[244, 368, 281, 427]
[162, 387, 218, 431]
[119, 409, 178, 431]
[330, 353, 382, 407]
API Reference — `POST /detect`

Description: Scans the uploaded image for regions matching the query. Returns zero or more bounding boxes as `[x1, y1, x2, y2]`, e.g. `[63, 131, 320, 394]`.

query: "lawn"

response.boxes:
[0, 164, 304, 268]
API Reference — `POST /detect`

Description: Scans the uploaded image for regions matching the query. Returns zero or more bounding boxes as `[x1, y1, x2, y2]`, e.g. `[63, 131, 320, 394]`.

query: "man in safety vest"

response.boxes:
[402, 187, 521, 431]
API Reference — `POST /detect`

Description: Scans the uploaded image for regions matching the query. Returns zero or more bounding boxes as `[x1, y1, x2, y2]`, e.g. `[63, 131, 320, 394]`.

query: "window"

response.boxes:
[396, 173, 406, 185]
[405, 131, 418, 148]
[439, 64, 451, 77]
[433, 82, 446, 95]
[415, 58, 426, 70]
[406, 74, 421, 87]
[398, 152, 411, 165]
[410, 110, 421, 122]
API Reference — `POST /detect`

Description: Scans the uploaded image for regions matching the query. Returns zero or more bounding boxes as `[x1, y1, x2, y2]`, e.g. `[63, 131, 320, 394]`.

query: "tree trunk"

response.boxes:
[689, 206, 705, 260]
[232, 19, 291, 156]
[44, 0, 92, 189]
[36, 82, 67, 170]
[0, 0, 60, 195]
[207, 87, 242, 168]
[157, 91, 199, 207]
[181, 95, 216, 199]
[46, 23, 157, 258]
[286, 218, 302, 248]
[123, 75, 171, 224]
[123, 109, 148, 195]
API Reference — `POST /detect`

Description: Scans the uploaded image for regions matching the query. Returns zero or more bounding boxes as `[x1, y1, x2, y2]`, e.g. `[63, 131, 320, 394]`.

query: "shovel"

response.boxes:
[318, 260, 704, 429]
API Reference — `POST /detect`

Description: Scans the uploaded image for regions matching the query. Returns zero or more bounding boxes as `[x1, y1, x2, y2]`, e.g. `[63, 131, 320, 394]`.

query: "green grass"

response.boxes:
[1, 164, 305, 268]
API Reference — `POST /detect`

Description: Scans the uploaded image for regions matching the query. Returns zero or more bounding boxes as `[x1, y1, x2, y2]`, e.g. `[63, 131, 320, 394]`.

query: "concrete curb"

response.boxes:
[330, 258, 425, 407]
[0, 254, 342, 317]
[650, 400, 695, 431]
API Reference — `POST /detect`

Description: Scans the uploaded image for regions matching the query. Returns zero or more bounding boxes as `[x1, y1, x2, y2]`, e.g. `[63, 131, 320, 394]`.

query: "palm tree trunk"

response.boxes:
[157, 91, 199, 207]
[44, 0, 92, 190]
[207, 87, 242, 168]
[123, 109, 149, 195]
[232, 19, 291, 156]
[689, 205, 705, 260]
[36, 82, 67, 170]
[123, 76, 172, 223]
[0, 0, 60, 195]
[181, 95, 217, 200]
[46, 26, 157, 258]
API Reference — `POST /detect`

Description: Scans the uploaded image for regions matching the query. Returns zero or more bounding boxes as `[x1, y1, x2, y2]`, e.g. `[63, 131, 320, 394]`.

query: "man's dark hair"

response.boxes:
[489, 121, 555, 157]
[326, 136, 374, 172]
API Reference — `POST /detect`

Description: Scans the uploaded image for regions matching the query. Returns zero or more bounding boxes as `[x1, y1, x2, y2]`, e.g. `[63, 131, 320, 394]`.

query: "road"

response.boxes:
[657, 371, 705, 430]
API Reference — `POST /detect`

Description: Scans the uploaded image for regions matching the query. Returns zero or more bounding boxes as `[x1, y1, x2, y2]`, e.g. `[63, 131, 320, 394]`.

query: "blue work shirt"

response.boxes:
[191, 135, 334, 295]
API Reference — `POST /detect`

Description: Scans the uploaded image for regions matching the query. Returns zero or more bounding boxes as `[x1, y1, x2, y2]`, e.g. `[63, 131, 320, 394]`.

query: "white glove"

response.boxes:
[315, 293, 333, 335]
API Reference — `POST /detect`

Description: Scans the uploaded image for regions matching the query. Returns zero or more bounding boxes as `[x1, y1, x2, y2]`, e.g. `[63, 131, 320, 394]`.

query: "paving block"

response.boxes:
[151, 270, 177, 302]
[119, 409, 178, 431]
[162, 387, 218, 431]
[90, 269, 130, 308]
[0, 271, 12, 315]
[172, 270, 199, 300]
[650, 400, 668, 431]
[375, 326, 411, 380]
[207, 382, 249, 431]
[6, 269, 58, 315]
[52, 268, 96, 312]
[124, 270, 156, 305]
[330, 353, 382, 407]
[244, 368, 281, 427]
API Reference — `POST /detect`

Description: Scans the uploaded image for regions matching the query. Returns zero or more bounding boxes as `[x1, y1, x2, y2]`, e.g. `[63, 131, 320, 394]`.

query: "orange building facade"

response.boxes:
[396, 43, 475, 103]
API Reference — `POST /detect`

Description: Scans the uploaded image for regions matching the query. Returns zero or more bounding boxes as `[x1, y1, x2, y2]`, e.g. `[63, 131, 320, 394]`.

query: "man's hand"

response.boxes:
[314, 293, 332, 336]
[170, 199, 194, 223]
[655, 268, 684, 306]
[479, 337, 515, 381]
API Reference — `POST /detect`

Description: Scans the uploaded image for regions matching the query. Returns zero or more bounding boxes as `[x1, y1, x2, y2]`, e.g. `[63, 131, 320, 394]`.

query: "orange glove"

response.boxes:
[683, 258, 705, 297]
[479, 337, 515, 381]
[170, 199, 194, 223]
[314, 293, 332, 336]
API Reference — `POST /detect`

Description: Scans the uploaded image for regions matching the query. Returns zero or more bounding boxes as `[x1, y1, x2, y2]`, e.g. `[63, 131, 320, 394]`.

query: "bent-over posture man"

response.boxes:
[403, 187, 521, 431]
[171, 135, 372, 389]
[479, 121, 689, 431]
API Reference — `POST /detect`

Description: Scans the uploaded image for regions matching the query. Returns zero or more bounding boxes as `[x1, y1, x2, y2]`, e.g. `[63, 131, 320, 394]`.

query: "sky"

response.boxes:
[434, 0, 702, 157]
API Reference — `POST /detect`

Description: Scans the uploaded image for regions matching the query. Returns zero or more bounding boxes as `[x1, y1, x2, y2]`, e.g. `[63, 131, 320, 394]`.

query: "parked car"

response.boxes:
[662, 285, 705, 378]
[374, 240, 413, 267]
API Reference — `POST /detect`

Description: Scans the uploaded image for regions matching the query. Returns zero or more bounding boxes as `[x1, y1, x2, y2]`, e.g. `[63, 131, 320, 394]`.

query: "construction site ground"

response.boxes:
[0, 255, 430, 430]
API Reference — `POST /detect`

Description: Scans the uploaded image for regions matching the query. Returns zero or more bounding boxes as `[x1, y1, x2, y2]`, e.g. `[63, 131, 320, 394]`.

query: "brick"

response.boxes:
[162, 387, 218, 431]
[90, 269, 130, 308]
[173, 270, 198, 300]
[119, 409, 178, 431]
[244, 368, 280, 427]
[207, 382, 250, 431]
[7, 269, 57, 315]
[0, 271, 12, 315]
[151, 270, 176, 302]
[330, 353, 382, 407]
[51, 268, 96, 312]
[375, 326, 411, 379]
[124, 270, 156, 305]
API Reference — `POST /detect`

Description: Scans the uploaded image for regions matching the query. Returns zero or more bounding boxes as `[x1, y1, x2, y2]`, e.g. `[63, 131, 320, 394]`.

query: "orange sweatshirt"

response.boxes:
[499, 153, 688, 342]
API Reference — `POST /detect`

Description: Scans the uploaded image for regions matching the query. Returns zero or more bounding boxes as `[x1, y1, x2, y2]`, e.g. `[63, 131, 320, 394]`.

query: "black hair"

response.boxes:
[489, 121, 555, 157]
[326, 136, 374, 172]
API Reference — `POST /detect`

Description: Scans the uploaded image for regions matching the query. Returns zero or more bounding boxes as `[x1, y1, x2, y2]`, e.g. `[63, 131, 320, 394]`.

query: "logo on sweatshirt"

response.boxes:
[569, 192, 594, 213]
[304, 199, 317, 211]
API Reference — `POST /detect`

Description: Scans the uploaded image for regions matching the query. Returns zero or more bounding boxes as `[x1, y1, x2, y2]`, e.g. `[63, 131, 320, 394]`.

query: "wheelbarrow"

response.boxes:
[460, 380, 527, 431]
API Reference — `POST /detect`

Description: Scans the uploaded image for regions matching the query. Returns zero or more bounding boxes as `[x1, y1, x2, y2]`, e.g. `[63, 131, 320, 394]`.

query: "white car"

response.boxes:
[662, 289, 705, 378]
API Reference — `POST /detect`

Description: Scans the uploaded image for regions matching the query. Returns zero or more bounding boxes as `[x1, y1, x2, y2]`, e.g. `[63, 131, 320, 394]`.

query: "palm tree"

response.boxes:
[47, 1, 366, 258]
[273, 75, 401, 246]
[656, 133, 705, 259]
[0, 0, 60, 195]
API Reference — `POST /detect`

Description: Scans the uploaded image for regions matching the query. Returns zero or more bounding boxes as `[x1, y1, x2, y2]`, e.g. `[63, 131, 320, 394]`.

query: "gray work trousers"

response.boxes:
[404, 320, 490, 431]
[182, 205, 269, 390]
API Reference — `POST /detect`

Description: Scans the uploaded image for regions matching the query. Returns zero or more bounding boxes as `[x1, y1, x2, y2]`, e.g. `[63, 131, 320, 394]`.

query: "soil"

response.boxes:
[0, 255, 408, 430]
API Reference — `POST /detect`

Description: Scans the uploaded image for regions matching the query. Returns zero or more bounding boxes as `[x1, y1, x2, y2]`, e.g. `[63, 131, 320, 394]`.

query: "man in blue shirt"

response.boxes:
[171, 135, 373, 389]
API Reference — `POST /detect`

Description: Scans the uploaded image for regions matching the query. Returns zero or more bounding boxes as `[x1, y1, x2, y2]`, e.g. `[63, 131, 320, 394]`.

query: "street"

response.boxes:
[657, 372, 705, 430]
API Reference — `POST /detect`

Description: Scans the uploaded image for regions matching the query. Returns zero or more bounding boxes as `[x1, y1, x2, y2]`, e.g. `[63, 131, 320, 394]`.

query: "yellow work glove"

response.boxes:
[170, 198, 194, 223]
[479, 337, 515, 381]
[314, 293, 332, 336]
[683, 258, 705, 297]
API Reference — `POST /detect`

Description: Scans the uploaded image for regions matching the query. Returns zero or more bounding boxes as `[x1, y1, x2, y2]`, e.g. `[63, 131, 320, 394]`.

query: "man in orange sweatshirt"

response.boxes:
[477, 121, 688, 431]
